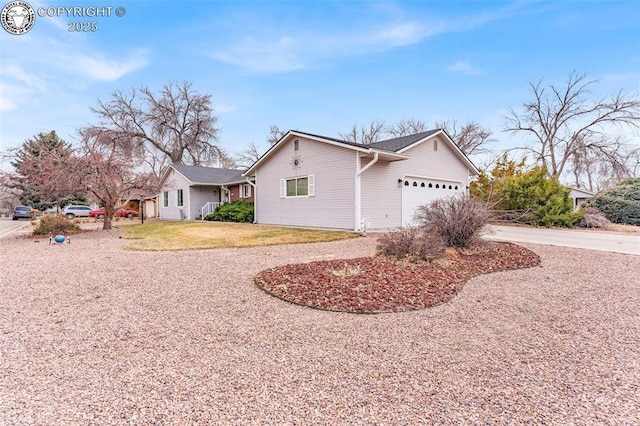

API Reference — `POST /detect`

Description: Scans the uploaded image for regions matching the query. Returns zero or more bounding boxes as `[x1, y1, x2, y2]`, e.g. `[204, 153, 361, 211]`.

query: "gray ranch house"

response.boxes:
[158, 164, 254, 220]
[243, 129, 479, 230]
[569, 187, 595, 210]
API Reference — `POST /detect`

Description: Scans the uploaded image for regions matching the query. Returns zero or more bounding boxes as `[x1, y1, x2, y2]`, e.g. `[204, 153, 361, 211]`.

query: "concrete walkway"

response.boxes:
[486, 225, 640, 255]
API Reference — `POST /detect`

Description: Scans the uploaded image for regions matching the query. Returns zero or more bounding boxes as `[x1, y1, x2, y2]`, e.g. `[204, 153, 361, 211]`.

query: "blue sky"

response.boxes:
[1, 0, 639, 170]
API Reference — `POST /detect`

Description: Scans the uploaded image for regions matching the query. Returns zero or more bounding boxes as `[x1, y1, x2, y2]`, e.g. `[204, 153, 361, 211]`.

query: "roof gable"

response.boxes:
[166, 164, 247, 185]
[243, 128, 479, 176]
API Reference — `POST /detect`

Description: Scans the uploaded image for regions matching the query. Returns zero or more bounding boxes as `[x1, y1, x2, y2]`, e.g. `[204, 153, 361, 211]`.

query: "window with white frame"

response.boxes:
[162, 191, 168, 207]
[240, 184, 252, 198]
[280, 175, 315, 198]
[177, 189, 184, 207]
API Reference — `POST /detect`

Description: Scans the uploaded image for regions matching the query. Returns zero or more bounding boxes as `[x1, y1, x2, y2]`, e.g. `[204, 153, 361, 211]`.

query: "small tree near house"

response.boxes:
[78, 129, 159, 229]
[20, 128, 159, 230]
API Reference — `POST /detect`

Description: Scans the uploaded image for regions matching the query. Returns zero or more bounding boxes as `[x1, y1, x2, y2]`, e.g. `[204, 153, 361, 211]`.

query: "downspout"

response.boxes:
[355, 151, 379, 231]
[221, 185, 231, 203]
[245, 177, 257, 224]
[357, 151, 379, 176]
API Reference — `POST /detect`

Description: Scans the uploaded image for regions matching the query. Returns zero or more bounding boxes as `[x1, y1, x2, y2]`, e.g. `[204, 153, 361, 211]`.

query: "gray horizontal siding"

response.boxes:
[256, 136, 355, 229]
[361, 135, 470, 229]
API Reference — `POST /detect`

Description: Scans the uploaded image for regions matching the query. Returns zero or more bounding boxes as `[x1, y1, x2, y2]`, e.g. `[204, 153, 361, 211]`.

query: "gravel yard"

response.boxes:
[1, 230, 639, 424]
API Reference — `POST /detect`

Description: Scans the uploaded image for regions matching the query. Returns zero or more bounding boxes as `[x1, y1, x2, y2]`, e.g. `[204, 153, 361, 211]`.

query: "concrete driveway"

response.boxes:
[486, 225, 639, 255]
[0, 217, 31, 239]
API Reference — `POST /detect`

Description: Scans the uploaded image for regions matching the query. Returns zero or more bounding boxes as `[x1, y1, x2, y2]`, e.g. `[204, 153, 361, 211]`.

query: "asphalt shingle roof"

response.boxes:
[171, 164, 246, 184]
[293, 129, 443, 153]
[370, 129, 441, 152]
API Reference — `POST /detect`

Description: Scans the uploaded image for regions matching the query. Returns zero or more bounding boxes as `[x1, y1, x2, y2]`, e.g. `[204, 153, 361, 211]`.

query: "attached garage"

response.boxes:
[401, 176, 464, 226]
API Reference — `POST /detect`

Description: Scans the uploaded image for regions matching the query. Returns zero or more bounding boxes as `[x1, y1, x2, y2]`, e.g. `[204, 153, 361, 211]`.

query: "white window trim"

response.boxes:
[280, 174, 315, 198]
[162, 191, 169, 208]
[177, 189, 184, 207]
[240, 183, 252, 198]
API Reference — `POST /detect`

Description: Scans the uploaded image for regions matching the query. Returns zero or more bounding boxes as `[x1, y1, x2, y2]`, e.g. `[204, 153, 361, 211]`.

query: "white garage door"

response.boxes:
[401, 178, 464, 226]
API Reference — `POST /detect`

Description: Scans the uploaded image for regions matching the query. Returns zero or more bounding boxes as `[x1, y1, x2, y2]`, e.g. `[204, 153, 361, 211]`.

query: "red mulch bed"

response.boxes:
[254, 242, 541, 313]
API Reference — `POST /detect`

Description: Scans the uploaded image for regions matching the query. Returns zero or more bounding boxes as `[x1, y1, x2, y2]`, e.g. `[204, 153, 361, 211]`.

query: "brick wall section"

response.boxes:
[229, 184, 255, 202]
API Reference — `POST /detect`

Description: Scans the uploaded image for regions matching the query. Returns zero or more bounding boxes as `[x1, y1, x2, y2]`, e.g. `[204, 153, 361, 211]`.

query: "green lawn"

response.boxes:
[121, 221, 361, 251]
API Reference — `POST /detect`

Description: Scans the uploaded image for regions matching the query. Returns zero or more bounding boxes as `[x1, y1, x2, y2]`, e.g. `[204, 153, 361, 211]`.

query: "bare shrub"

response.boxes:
[414, 195, 490, 248]
[33, 214, 80, 236]
[376, 227, 444, 262]
[579, 207, 611, 229]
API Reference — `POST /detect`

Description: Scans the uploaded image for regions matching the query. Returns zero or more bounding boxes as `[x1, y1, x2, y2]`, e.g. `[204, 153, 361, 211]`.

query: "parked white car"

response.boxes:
[62, 205, 92, 219]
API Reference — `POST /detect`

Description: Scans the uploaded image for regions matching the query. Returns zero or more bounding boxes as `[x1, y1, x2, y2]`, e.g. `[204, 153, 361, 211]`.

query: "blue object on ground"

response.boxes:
[54, 235, 65, 243]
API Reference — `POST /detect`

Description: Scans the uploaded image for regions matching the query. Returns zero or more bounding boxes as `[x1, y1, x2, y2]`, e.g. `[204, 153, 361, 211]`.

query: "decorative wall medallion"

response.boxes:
[290, 153, 303, 171]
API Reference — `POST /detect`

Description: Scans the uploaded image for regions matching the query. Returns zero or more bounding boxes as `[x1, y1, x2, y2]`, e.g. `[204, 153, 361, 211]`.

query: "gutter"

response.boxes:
[246, 177, 258, 224]
[356, 152, 379, 176]
[355, 152, 379, 231]
[221, 185, 231, 203]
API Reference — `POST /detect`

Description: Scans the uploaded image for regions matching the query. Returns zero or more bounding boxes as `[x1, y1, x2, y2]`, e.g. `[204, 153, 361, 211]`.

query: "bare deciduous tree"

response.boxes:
[339, 120, 386, 145]
[8, 131, 83, 210]
[339, 118, 492, 157]
[19, 129, 159, 230]
[267, 125, 287, 145]
[569, 135, 640, 191]
[0, 172, 19, 214]
[236, 141, 265, 168]
[89, 81, 222, 174]
[385, 118, 428, 138]
[436, 119, 493, 157]
[504, 71, 640, 184]
[78, 129, 159, 229]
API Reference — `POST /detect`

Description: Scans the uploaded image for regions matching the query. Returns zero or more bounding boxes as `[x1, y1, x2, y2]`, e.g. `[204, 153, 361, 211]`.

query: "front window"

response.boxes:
[281, 175, 314, 198]
[177, 189, 184, 207]
[241, 184, 252, 198]
[163, 191, 168, 207]
[287, 177, 308, 197]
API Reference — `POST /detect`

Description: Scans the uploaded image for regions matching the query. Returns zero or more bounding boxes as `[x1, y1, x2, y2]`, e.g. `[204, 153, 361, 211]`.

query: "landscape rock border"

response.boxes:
[255, 242, 541, 313]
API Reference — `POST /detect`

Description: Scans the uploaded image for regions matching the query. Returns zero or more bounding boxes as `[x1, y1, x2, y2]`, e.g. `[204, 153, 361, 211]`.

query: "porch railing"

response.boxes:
[201, 202, 223, 219]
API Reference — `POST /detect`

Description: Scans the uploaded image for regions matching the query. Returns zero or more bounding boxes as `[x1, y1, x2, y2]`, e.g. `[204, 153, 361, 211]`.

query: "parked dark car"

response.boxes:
[12, 206, 33, 220]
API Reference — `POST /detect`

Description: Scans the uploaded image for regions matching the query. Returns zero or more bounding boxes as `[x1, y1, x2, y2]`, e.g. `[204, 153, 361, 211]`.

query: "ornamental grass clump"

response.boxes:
[414, 194, 490, 248]
[376, 226, 444, 262]
[33, 214, 80, 236]
[579, 207, 611, 229]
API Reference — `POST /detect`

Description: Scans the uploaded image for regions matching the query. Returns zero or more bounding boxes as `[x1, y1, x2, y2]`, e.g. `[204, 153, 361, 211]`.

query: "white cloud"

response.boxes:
[204, 1, 534, 75]
[207, 19, 437, 74]
[0, 30, 148, 117]
[373, 22, 431, 47]
[0, 64, 49, 111]
[600, 71, 640, 84]
[0, 95, 17, 112]
[214, 102, 236, 114]
[211, 36, 304, 73]
[66, 49, 149, 81]
[447, 61, 482, 75]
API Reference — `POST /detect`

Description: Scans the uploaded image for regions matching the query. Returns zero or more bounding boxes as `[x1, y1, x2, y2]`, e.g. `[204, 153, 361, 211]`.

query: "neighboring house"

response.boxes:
[158, 164, 254, 220]
[243, 129, 479, 230]
[570, 187, 595, 210]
